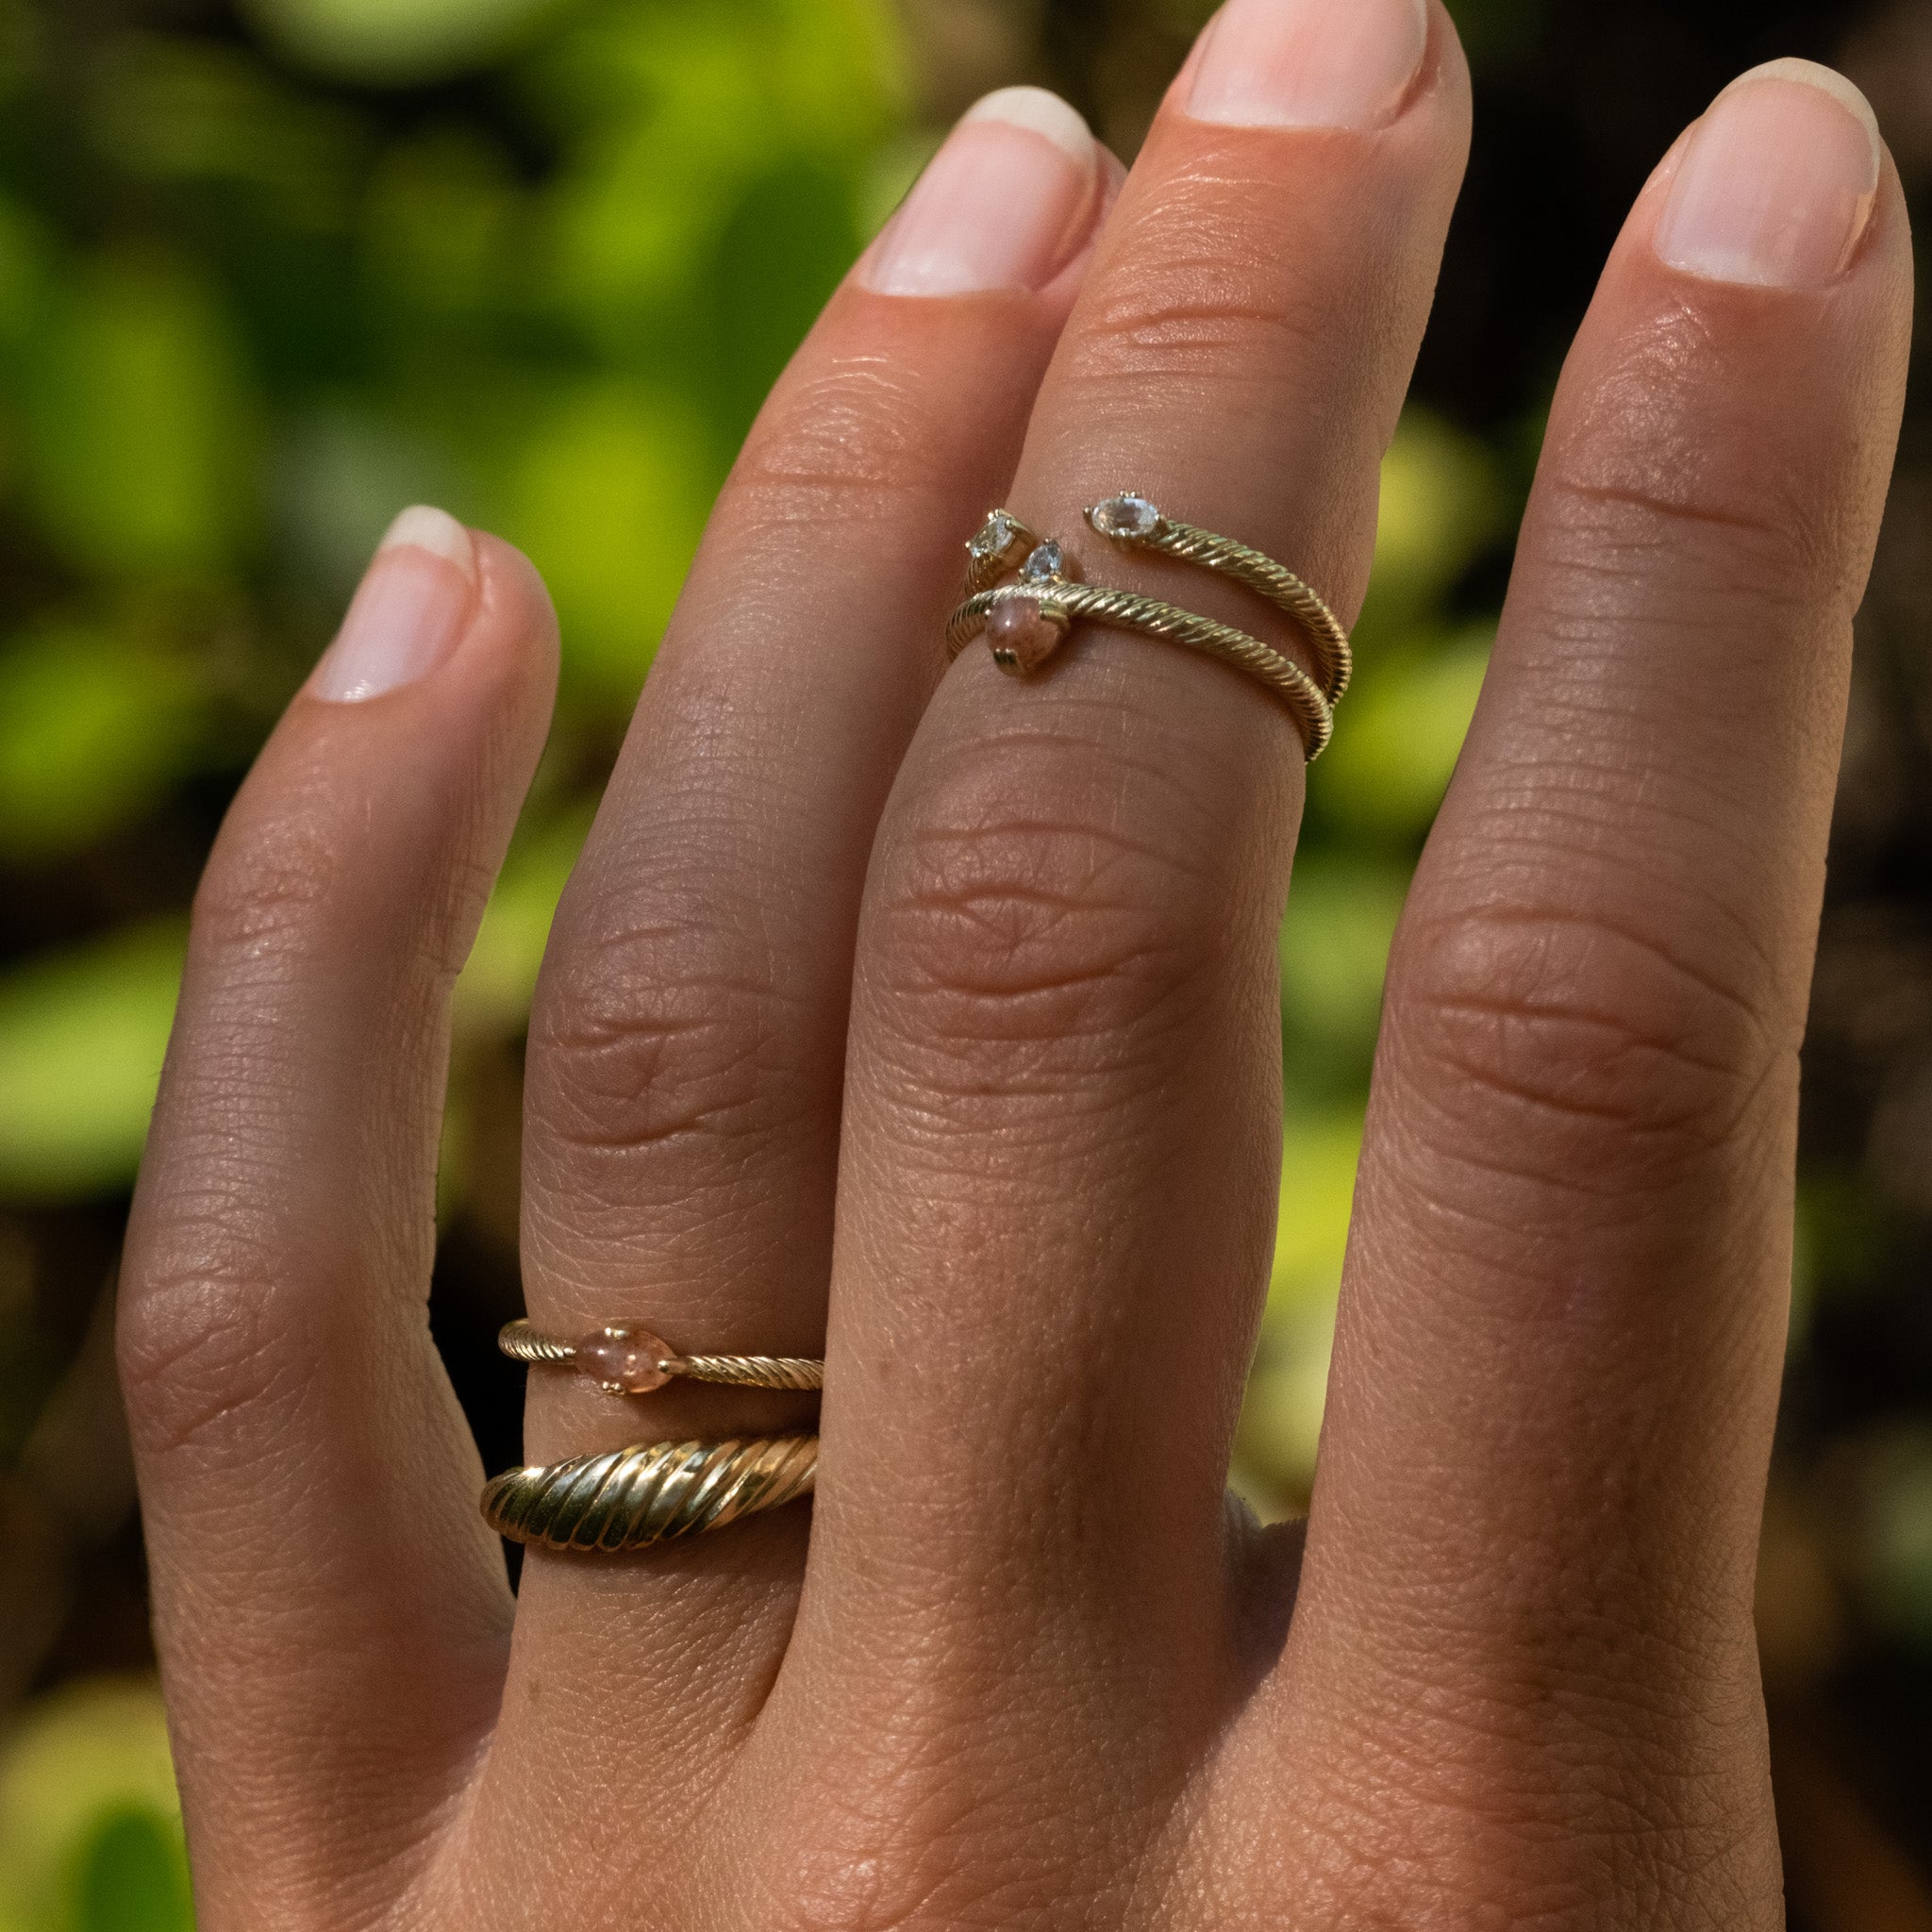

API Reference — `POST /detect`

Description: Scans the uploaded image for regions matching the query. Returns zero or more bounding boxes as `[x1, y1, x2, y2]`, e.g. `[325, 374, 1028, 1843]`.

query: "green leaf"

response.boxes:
[0, 621, 202, 861]
[0, 925, 185, 1201]
[1358, 410, 1506, 638]
[69, 1809, 193, 1932]
[1235, 1111, 1366, 1499]
[700, 158, 863, 447]
[453, 808, 592, 1035]
[1279, 855, 1411, 1091]
[0, 1679, 181, 1930]
[1315, 627, 1494, 841]
[506, 382, 713, 701]
[532, 0, 903, 341]
[239, 0, 576, 85]
[22, 251, 259, 582]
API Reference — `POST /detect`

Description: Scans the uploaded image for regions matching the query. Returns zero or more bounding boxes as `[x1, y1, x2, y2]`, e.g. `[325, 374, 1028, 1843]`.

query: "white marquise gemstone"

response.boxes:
[1091, 492, 1160, 539]
[969, 510, 1019, 559]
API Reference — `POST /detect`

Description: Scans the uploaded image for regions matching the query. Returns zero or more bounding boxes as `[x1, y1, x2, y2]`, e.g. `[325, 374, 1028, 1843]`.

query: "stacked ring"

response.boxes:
[947, 493, 1354, 760]
[485, 1318, 823, 1553]
[497, 1318, 824, 1394]
[483, 1435, 818, 1553]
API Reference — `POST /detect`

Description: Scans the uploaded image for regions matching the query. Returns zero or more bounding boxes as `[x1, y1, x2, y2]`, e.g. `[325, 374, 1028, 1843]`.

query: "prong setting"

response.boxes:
[1088, 492, 1164, 541]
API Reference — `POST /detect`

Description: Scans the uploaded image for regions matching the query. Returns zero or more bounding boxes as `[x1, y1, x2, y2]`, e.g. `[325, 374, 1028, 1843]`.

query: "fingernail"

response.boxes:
[1187, 0, 1429, 131]
[309, 507, 477, 704]
[1655, 61, 1881, 289]
[860, 87, 1101, 297]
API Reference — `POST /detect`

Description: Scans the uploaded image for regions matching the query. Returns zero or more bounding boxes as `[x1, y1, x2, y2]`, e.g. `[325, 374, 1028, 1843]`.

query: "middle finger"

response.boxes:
[779, 0, 1470, 1873]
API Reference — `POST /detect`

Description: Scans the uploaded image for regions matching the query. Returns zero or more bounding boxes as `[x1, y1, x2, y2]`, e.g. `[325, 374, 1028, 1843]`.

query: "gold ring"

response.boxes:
[498, 1319, 824, 1395]
[483, 1435, 817, 1552]
[948, 504, 1347, 760]
[1085, 492, 1352, 703]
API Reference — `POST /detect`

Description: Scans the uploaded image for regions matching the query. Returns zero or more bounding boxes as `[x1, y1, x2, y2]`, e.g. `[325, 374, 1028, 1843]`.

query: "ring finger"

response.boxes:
[474, 88, 1123, 1871]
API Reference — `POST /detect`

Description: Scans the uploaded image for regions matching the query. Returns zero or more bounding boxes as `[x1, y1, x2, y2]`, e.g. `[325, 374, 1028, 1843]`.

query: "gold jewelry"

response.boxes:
[1085, 493, 1352, 703]
[499, 1319, 824, 1395]
[962, 508, 1042, 596]
[947, 575, 1335, 759]
[948, 498, 1352, 759]
[483, 1435, 817, 1552]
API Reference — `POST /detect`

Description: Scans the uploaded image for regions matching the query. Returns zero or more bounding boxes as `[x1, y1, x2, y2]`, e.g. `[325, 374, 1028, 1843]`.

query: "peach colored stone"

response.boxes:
[987, 596, 1062, 676]
[576, 1327, 674, 1394]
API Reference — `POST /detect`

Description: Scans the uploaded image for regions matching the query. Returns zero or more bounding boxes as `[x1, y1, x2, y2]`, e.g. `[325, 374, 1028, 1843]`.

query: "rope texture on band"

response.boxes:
[676, 1355, 824, 1391]
[482, 1435, 818, 1552]
[498, 1322, 575, 1365]
[1136, 519, 1353, 705]
[496, 1320, 824, 1390]
[947, 585, 1334, 759]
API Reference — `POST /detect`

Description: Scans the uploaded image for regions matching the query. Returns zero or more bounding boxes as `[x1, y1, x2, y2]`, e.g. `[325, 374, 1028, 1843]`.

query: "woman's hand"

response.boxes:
[117, 1, 1911, 1924]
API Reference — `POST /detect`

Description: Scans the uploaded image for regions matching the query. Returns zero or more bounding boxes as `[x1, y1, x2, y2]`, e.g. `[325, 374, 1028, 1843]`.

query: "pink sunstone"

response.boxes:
[986, 596, 1063, 677]
[575, 1326, 675, 1394]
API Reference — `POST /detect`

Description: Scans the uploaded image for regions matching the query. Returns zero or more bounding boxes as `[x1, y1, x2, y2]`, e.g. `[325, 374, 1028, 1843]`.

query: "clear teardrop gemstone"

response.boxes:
[1020, 541, 1063, 582]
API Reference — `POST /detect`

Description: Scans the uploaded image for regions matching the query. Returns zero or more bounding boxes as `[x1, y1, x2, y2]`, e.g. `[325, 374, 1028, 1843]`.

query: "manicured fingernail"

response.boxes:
[860, 87, 1100, 297]
[1187, 0, 1429, 131]
[309, 507, 477, 704]
[1655, 61, 1881, 289]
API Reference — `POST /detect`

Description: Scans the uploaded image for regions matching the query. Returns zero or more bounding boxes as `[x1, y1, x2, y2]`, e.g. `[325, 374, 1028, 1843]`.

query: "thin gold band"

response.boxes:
[483, 1435, 818, 1552]
[499, 1319, 824, 1392]
[948, 581, 1335, 759]
[1085, 496, 1352, 704]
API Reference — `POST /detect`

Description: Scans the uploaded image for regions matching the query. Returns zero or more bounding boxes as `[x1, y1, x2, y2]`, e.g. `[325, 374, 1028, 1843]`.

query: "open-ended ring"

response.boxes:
[948, 499, 1349, 760]
[498, 1319, 824, 1395]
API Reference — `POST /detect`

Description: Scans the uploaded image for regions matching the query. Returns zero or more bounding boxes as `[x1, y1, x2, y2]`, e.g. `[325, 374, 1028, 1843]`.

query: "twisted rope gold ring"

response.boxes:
[483, 1435, 818, 1552]
[498, 1319, 824, 1394]
[949, 502, 1348, 760]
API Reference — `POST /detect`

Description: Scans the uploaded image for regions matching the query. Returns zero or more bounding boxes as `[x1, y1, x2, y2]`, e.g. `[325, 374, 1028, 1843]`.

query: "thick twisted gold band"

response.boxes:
[483, 1435, 818, 1552]
[950, 496, 1350, 760]
[499, 1318, 824, 1394]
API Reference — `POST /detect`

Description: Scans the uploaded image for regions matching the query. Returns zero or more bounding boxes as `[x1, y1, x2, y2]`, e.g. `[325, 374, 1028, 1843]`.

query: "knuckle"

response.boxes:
[1066, 218, 1323, 401]
[191, 789, 473, 991]
[528, 890, 798, 1164]
[1545, 306, 1847, 605]
[874, 743, 1227, 1070]
[117, 1251, 302, 1460]
[731, 358, 956, 529]
[191, 802, 341, 964]
[1056, 166, 1376, 404]
[1395, 899, 1788, 1180]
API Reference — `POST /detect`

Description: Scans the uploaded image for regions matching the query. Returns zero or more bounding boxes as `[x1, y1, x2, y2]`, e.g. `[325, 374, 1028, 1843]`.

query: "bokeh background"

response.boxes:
[0, 0, 1928, 1924]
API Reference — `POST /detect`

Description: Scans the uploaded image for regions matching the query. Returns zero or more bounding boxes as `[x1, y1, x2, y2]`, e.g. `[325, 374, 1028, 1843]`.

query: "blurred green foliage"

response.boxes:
[0, 1681, 187, 1932]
